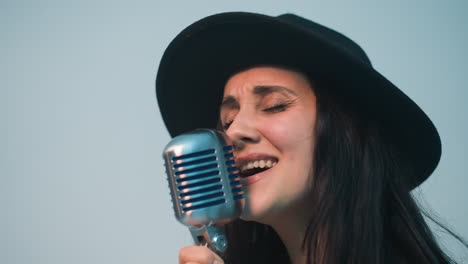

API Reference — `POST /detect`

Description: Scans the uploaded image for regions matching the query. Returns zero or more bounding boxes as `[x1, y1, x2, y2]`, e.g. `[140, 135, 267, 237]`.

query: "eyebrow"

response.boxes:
[220, 85, 297, 109]
[253, 85, 297, 97]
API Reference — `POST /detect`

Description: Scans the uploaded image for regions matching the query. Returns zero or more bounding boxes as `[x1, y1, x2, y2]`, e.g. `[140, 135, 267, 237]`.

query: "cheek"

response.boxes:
[261, 113, 316, 150]
[262, 122, 291, 146]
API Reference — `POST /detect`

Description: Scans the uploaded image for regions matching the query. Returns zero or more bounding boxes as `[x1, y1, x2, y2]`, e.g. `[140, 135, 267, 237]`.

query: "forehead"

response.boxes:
[223, 66, 313, 96]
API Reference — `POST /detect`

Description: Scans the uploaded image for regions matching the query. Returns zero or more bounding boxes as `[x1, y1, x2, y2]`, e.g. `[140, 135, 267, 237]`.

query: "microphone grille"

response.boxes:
[163, 129, 243, 226]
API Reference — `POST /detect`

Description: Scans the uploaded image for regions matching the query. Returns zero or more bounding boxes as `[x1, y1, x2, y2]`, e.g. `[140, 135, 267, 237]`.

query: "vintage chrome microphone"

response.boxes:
[163, 129, 244, 254]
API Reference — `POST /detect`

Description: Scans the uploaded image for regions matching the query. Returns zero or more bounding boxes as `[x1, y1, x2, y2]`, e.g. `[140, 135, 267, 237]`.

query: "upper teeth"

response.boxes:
[240, 159, 277, 172]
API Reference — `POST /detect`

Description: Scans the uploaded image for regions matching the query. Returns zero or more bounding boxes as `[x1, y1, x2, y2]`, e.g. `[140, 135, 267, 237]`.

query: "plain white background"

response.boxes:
[2, 0, 467, 263]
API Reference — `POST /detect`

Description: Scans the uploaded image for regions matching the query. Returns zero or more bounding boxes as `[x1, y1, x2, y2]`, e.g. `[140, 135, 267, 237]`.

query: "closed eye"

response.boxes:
[222, 101, 295, 130]
[222, 120, 233, 130]
[263, 101, 293, 113]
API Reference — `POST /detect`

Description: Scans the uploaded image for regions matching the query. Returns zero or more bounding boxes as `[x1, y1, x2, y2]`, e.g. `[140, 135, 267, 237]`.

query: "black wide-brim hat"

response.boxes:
[156, 12, 441, 189]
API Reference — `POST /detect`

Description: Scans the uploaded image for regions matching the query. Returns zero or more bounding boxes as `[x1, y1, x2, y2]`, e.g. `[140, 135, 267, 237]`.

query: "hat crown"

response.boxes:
[278, 14, 372, 67]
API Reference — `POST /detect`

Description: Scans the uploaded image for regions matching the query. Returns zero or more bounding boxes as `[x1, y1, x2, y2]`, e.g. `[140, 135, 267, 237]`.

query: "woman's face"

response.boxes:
[220, 66, 317, 223]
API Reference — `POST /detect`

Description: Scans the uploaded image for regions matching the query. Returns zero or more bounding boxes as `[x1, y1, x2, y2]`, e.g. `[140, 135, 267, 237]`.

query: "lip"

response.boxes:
[235, 153, 278, 186]
[240, 168, 273, 186]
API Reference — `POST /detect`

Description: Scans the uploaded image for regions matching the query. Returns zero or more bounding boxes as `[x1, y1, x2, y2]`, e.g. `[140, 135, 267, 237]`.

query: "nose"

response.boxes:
[225, 110, 261, 151]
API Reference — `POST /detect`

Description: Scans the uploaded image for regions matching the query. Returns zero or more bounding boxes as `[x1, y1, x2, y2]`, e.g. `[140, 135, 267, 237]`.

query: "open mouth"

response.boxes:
[238, 158, 278, 178]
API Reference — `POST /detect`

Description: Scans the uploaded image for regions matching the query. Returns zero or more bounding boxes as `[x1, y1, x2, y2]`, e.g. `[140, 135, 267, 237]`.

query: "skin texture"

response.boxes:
[179, 67, 318, 264]
[221, 66, 317, 225]
[178, 245, 223, 264]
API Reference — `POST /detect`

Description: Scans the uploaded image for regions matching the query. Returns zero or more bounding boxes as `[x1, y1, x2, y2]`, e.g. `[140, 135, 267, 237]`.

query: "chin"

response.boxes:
[238, 196, 279, 224]
[239, 210, 268, 223]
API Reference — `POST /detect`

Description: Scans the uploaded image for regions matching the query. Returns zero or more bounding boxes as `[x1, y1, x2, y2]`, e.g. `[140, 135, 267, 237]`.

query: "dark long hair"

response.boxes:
[223, 76, 466, 264]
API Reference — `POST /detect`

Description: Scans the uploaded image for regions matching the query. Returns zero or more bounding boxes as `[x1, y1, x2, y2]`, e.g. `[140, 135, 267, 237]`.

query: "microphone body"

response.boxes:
[163, 129, 244, 253]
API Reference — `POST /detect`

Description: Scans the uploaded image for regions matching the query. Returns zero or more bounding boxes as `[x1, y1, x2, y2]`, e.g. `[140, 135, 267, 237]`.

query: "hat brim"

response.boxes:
[156, 12, 441, 188]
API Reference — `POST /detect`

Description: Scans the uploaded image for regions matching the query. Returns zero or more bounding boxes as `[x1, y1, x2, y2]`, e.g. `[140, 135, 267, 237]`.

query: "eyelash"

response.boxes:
[222, 120, 233, 130]
[263, 102, 291, 113]
[222, 102, 292, 130]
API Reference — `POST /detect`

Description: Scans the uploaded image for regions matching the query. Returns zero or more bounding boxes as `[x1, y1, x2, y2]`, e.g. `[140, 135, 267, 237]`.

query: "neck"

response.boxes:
[264, 200, 312, 264]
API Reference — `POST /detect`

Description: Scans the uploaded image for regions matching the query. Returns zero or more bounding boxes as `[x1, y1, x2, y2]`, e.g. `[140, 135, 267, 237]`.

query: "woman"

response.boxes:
[156, 12, 466, 264]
